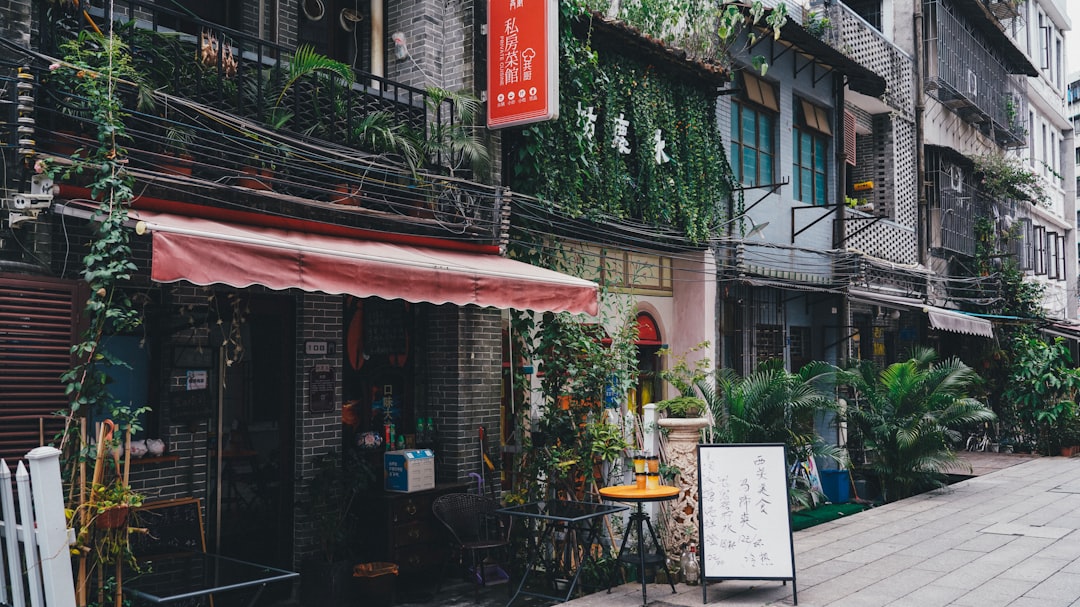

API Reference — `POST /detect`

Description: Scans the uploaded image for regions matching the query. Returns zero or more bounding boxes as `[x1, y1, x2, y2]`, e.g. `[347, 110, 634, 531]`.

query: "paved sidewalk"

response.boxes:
[561, 455, 1080, 607]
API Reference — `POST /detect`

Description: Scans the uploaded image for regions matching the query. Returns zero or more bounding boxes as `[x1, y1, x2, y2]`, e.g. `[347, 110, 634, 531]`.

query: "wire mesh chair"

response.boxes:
[432, 493, 513, 596]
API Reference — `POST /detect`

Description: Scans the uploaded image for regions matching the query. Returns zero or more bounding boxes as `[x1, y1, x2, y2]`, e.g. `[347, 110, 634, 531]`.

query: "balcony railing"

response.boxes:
[34, 1, 501, 243]
[924, 0, 1027, 148]
[39, 0, 470, 168]
[928, 168, 1034, 258]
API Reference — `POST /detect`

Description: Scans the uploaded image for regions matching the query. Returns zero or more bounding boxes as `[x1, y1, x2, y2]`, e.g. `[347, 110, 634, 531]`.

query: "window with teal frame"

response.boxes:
[793, 99, 831, 206]
[731, 101, 775, 186]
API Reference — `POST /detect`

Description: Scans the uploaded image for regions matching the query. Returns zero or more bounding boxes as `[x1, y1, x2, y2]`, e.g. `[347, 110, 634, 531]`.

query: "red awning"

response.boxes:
[132, 210, 598, 315]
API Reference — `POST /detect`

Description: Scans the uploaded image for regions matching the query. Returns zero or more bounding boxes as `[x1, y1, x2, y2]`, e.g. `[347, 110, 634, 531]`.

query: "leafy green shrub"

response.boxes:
[837, 348, 995, 502]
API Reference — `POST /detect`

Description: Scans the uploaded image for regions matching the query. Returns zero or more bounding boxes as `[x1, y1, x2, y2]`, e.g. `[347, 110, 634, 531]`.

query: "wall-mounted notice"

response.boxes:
[697, 443, 797, 604]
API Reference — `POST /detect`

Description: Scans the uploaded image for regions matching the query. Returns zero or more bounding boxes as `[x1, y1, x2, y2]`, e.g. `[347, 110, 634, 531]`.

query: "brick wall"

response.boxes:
[425, 305, 502, 486]
[0, 0, 30, 47]
[387, 0, 475, 91]
[291, 292, 343, 567]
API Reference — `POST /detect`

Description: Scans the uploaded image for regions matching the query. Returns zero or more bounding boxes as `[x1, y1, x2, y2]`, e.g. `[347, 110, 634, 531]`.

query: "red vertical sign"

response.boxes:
[486, 0, 559, 129]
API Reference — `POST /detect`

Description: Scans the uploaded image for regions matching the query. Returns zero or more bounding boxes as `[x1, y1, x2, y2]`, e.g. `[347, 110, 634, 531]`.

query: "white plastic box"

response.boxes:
[383, 449, 435, 493]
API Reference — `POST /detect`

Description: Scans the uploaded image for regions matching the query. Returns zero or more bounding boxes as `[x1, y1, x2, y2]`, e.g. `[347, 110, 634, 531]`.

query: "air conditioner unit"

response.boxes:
[966, 69, 978, 97]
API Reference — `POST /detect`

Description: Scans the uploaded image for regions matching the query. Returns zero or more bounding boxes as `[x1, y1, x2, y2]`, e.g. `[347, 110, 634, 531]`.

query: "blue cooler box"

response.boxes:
[384, 449, 435, 493]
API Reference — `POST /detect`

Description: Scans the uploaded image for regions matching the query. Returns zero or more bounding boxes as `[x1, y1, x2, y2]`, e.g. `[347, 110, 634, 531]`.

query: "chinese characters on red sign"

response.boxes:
[486, 0, 558, 128]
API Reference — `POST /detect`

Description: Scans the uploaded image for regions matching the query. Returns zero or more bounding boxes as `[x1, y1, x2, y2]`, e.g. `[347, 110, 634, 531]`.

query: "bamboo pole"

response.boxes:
[76, 418, 88, 607]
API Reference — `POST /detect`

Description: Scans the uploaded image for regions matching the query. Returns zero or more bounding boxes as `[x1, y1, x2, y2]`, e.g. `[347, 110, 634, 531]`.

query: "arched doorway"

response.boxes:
[632, 312, 663, 416]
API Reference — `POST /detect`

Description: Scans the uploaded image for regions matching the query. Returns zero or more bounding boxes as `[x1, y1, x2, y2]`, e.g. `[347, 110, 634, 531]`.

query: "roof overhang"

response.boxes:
[773, 18, 887, 99]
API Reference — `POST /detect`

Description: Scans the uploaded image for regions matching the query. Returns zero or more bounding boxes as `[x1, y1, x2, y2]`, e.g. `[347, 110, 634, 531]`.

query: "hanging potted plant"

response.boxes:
[161, 125, 196, 176]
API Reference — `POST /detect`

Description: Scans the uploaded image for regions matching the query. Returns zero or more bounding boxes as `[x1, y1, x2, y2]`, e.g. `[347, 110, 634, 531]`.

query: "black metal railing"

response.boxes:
[40, 0, 457, 159]
[33, 1, 501, 243]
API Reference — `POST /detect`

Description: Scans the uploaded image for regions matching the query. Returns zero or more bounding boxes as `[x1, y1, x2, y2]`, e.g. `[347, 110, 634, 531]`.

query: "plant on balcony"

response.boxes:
[412, 87, 490, 179]
[590, 0, 787, 74]
[973, 153, 1050, 207]
[268, 44, 354, 130]
[804, 10, 832, 39]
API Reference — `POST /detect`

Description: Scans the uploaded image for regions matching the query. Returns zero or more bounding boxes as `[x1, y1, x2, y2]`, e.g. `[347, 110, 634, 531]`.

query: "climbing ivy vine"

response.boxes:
[51, 30, 143, 439]
[509, 14, 738, 243]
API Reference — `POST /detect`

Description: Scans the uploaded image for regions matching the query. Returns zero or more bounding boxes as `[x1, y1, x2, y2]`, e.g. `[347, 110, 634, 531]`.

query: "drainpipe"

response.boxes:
[834, 74, 850, 369]
[834, 75, 847, 251]
[914, 0, 927, 267]
[371, 0, 385, 80]
[1063, 126, 1077, 320]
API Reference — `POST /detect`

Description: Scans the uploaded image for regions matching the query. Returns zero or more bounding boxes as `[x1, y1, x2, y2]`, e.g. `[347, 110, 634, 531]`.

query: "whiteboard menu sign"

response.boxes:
[698, 444, 797, 604]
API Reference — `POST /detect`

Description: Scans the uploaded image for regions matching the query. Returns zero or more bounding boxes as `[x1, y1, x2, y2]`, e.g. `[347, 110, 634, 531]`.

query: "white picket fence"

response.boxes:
[0, 447, 75, 607]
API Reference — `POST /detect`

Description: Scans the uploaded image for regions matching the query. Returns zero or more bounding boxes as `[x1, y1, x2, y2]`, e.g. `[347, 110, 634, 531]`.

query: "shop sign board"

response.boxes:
[486, 0, 558, 128]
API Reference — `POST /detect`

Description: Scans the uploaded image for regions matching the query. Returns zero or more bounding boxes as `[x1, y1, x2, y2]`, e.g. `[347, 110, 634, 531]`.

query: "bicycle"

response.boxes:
[966, 432, 990, 452]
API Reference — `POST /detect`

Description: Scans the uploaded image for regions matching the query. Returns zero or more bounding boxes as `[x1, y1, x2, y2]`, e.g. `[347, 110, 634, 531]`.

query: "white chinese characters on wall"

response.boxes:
[576, 104, 671, 165]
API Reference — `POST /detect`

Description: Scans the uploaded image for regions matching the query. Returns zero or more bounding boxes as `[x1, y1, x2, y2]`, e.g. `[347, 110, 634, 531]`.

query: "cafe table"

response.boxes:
[498, 499, 628, 607]
[597, 484, 680, 606]
[123, 551, 298, 606]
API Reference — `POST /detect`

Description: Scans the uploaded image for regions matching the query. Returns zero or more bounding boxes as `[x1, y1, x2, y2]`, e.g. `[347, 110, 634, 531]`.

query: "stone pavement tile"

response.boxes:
[980, 523, 1072, 540]
[955, 530, 1022, 552]
[688, 580, 792, 606]
[794, 557, 862, 586]
[895, 540, 952, 559]
[1062, 557, 1080, 574]
[1023, 571, 1080, 602]
[850, 566, 946, 602]
[931, 557, 1009, 590]
[975, 535, 1055, 565]
[1038, 534, 1080, 561]
[999, 556, 1070, 582]
[789, 575, 861, 605]
[883, 583, 968, 607]
[833, 542, 911, 565]
[946, 576, 1037, 607]
[795, 543, 859, 567]
[1008, 596, 1074, 607]
[910, 548, 984, 573]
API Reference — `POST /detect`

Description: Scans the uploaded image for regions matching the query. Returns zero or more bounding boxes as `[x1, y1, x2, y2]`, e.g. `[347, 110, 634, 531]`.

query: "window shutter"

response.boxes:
[844, 110, 857, 166]
[0, 274, 82, 462]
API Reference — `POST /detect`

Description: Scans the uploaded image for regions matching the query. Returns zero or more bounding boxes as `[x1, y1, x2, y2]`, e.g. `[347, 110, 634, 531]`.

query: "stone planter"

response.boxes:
[656, 416, 710, 555]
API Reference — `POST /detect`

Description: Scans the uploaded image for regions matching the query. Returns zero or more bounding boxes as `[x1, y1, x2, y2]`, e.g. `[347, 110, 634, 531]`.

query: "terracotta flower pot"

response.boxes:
[237, 166, 274, 190]
[332, 183, 361, 206]
[95, 505, 130, 529]
[162, 154, 194, 176]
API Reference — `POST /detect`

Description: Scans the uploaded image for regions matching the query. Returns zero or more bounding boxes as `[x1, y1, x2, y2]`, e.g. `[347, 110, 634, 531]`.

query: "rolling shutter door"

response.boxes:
[0, 274, 82, 463]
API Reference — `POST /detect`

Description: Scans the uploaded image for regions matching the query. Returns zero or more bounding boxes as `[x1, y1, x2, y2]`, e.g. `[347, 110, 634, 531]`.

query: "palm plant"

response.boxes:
[413, 87, 490, 178]
[697, 360, 846, 508]
[836, 347, 996, 502]
[267, 44, 354, 130]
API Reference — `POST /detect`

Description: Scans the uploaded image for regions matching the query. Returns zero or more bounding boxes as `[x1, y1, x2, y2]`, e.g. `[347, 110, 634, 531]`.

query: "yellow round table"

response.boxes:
[598, 484, 680, 605]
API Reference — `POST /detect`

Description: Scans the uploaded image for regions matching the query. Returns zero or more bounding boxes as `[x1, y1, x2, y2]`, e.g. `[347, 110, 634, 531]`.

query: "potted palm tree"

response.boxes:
[836, 347, 996, 502]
